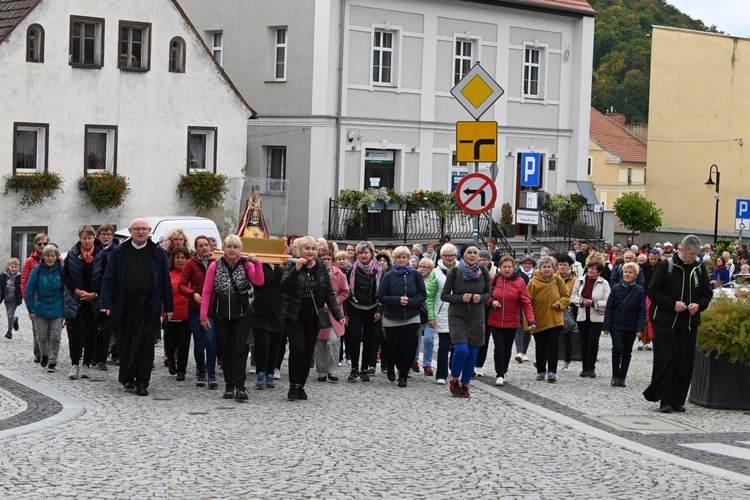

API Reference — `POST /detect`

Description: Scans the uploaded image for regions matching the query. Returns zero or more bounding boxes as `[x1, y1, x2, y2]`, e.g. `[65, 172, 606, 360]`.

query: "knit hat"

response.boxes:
[479, 250, 492, 261]
[519, 254, 536, 265]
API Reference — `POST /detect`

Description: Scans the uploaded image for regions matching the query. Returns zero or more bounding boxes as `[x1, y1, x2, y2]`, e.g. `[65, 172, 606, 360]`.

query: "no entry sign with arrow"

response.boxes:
[455, 173, 497, 215]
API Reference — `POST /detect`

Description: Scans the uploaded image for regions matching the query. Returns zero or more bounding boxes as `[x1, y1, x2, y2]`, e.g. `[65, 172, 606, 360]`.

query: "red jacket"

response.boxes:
[170, 268, 189, 320]
[178, 255, 209, 310]
[21, 250, 42, 296]
[486, 273, 535, 329]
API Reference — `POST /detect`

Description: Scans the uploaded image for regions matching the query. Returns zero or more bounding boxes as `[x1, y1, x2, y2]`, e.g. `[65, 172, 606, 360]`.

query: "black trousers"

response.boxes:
[163, 320, 191, 374]
[475, 322, 493, 368]
[346, 306, 378, 372]
[489, 327, 517, 377]
[253, 327, 283, 375]
[611, 329, 637, 380]
[384, 323, 420, 378]
[534, 326, 561, 375]
[118, 296, 157, 389]
[68, 303, 107, 366]
[643, 324, 697, 406]
[214, 317, 251, 390]
[286, 318, 319, 386]
[578, 320, 603, 371]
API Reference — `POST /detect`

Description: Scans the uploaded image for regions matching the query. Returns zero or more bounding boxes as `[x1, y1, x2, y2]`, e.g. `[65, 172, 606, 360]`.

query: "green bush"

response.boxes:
[697, 297, 750, 365]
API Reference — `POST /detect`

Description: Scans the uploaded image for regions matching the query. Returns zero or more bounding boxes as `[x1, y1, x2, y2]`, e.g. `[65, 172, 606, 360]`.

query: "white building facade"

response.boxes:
[0, 0, 253, 257]
[180, 0, 595, 237]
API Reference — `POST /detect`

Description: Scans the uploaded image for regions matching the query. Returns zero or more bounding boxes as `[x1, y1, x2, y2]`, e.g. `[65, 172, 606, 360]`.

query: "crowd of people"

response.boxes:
[3, 223, 739, 411]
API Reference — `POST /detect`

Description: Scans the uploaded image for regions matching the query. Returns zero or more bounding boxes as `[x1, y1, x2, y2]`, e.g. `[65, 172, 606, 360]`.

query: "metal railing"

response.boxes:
[479, 212, 515, 258]
[532, 208, 604, 254]
[328, 199, 496, 243]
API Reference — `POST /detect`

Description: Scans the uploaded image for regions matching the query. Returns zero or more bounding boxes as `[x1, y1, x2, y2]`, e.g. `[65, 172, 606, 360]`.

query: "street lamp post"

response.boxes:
[704, 164, 720, 244]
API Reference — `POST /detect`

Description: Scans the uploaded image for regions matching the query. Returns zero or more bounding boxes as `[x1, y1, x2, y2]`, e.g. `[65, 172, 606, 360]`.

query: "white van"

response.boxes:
[114, 216, 223, 249]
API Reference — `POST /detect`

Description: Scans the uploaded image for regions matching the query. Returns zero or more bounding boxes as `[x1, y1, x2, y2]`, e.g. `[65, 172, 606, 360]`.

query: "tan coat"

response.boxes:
[526, 270, 571, 333]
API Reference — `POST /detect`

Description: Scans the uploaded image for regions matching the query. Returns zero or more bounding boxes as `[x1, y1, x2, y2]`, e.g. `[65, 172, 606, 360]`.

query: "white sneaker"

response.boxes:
[436, 378, 446, 385]
[80, 364, 90, 378]
[562, 362, 571, 372]
[249, 367, 256, 374]
[346, 359, 352, 365]
[521, 354, 529, 363]
[495, 376, 504, 386]
[637, 341, 645, 351]
[515, 354, 523, 363]
[645, 342, 653, 351]
[273, 369, 281, 380]
[338, 361, 343, 367]
[68, 364, 79, 380]
[474, 367, 483, 377]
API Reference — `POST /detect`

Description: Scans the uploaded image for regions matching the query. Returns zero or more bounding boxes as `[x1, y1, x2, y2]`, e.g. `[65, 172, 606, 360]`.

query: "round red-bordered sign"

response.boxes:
[455, 173, 497, 215]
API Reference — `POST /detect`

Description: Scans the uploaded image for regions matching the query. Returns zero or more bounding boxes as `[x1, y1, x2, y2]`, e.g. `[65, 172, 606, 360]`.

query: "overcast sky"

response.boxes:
[666, 0, 750, 38]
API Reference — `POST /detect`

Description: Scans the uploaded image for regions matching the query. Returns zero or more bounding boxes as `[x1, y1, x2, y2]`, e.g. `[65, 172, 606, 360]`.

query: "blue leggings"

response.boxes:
[451, 342, 480, 385]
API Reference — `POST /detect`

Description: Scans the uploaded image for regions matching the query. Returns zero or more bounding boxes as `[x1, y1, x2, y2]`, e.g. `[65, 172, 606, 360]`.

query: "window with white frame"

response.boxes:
[372, 29, 394, 85]
[85, 125, 117, 174]
[119, 21, 151, 71]
[209, 31, 223, 65]
[523, 45, 544, 98]
[169, 37, 186, 73]
[13, 123, 48, 173]
[454, 39, 474, 85]
[450, 151, 469, 192]
[70, 16, 104, 68]
[12, 226, 47, 261]
[265, 146, 287, 193]
[27, 24, 44, 63]
[187, 127, 217, 173]
[274, 27, 287, 80]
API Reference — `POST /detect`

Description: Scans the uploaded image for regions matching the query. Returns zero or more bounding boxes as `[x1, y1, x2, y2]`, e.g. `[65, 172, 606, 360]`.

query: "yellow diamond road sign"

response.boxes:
[451, 63, 504, 120]
[456, 121, 498, 163]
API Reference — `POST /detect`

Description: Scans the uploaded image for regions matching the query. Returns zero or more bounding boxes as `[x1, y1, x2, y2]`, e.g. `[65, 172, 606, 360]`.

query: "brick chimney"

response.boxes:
[606, 112, 626, 126]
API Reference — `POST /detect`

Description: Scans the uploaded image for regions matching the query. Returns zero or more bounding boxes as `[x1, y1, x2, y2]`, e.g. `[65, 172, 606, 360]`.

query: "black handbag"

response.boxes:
[419, 305, 429, 324]
[312, 291, 333, 330]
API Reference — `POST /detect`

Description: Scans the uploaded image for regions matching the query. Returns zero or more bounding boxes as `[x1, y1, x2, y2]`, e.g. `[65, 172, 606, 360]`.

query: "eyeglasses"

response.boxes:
[36, 241, 49, 246]
[442, 254, 457, 258]
[322, 257, 332, 261]
[418, 265, 430, 269]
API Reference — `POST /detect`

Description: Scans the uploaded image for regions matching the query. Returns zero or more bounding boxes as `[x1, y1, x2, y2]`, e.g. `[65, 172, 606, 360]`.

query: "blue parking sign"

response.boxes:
[737, 199, 750, 219]
[520, 153, 540, 187]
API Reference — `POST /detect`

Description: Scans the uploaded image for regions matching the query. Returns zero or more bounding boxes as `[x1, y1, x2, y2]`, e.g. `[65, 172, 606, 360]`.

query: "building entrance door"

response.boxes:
[364, 150, 395, 238]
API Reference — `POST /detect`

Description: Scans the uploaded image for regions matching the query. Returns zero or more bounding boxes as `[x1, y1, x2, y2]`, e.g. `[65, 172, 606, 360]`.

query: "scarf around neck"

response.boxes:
[349, 258, 381, 295]
[458, 259, 481, 280]
[393, 263, 412, 276]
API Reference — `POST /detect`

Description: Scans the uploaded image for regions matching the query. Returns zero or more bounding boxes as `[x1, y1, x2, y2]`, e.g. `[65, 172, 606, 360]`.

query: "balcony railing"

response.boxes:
[532, 208, 604, 254]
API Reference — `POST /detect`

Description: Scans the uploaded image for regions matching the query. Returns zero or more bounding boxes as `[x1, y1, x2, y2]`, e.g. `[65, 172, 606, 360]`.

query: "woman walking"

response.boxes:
[603, 262, 646, 387]
[25, 245, 65, 372]
[165, 246, 192, 381]
[200, 235, 264, 401]
[440, 246, 491, 398]
[280, 236, 345, 401]
[377, 246, 426, 388]
[527, 256, 570, 382]
[571, 261, 611, 378]
[314, 249, 349, 382]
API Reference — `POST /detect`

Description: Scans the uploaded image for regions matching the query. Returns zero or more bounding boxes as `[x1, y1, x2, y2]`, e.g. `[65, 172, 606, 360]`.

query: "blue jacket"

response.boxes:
[62, 239, 105, 319]
[100, 239, 173, 322]
[603, 282, 646, 333]
[377, 268, 426, 321]
[25, 261, 65, 319]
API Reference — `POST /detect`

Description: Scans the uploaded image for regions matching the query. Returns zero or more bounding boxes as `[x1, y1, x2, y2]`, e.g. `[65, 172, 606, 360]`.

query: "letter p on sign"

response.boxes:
[520, 153, 540, 187]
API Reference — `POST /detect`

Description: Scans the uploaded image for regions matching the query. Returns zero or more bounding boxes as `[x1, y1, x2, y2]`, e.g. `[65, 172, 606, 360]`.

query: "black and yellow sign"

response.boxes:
[456, 121, 498, 163]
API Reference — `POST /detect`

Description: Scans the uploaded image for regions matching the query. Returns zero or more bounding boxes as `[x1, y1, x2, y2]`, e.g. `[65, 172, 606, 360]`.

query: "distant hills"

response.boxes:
[590, 0, 718, 124]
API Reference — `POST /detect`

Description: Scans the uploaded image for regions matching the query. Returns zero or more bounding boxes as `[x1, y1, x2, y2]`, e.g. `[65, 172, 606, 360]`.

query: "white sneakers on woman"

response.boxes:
[495, 376, 504, 386]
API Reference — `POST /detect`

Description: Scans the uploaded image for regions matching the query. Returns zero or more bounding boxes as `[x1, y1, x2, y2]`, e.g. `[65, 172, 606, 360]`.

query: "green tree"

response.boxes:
[613, 192, 663, 241]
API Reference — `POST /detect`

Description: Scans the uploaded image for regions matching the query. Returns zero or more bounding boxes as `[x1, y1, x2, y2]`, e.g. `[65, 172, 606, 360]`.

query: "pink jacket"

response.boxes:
[486, 273, 535, 329]
[199, 256, 264, 321]
[318, 265, 350, 340]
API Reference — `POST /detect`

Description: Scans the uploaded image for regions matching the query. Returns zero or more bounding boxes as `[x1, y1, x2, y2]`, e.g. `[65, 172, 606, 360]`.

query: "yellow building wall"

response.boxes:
[588, 140, 646, 210]
[648, 27, 750, 234]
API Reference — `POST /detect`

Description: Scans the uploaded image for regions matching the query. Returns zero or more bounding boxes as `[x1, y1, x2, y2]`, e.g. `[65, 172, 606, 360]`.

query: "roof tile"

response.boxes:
[590, 107, 647, 164]
[0, 0, 39, 41]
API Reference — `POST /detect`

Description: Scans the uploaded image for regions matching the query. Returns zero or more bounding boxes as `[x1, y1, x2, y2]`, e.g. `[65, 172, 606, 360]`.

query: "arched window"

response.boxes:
[27, 24, 44, 63]
[169, 37, 186, 73]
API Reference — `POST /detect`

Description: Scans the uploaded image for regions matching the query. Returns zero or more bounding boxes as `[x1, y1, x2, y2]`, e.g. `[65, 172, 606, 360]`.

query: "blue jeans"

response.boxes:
[414, 325, 435, 367]
[188, 309, 216, 375]
[451, 342, 480, 385]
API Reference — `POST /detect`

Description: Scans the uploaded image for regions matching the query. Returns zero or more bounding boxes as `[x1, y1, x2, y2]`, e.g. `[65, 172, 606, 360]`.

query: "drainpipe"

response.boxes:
[334, 0, 346, 194]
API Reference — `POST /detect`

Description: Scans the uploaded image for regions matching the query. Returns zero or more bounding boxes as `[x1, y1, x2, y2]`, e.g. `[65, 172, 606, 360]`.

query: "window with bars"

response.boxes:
[70, 16, 104, 68]
[454, 40, 473, 85]
[266, 146, 286, 193]
[372, 30, 393, 85]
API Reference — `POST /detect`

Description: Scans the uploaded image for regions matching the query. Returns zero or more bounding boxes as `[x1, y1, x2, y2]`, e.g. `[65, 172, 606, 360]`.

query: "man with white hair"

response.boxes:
[661, 242, 675, 260]
[610, 250, 644, 287]
[643, 235, 712, 413]
[425, 243, 458, 384]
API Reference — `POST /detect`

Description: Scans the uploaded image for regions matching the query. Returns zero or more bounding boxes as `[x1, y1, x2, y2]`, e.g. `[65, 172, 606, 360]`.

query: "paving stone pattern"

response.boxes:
[1, 315, 749, 497]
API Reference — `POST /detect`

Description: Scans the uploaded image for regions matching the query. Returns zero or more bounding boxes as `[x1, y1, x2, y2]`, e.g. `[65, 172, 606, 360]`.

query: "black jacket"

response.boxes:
[250, 264, 285, 332]
[280, 258, 343, 323]
[62, 238, 106, 319]
[345, 265, 378, 307]
[647, 254, 712, 330]
[0, 271, 22, 306]
[377, 268, 426, 321]
[603, 282, 646, 333]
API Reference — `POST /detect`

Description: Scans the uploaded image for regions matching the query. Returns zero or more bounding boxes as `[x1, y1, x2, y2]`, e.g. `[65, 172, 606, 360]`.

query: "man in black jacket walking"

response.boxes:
[643, 235, 712, 413]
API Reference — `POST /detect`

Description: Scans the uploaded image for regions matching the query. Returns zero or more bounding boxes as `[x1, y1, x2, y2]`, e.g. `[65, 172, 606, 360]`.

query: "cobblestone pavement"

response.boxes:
[1, 315, 749, 498]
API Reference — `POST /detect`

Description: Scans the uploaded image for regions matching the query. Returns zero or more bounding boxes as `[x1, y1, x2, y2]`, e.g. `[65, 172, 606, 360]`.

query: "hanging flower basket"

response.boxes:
[78, 172, 130, 213]
[177, 172, 228, 210]
[3, 172, 64, 209]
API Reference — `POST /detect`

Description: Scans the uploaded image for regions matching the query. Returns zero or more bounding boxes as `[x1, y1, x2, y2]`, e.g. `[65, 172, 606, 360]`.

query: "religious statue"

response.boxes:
[237, 184, 269, 238]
